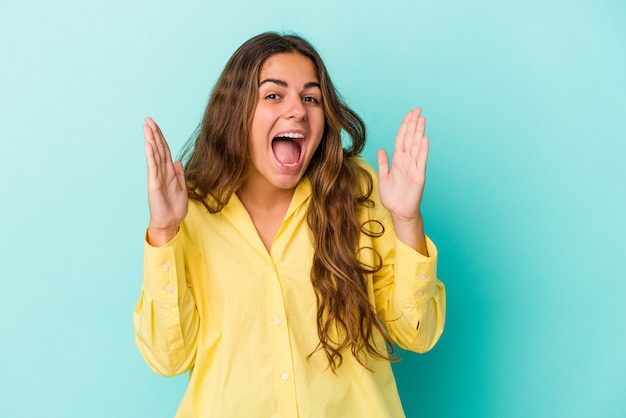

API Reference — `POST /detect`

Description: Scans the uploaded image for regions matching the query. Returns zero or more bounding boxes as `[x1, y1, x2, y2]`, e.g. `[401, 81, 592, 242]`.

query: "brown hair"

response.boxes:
[180, 32, 396, 371]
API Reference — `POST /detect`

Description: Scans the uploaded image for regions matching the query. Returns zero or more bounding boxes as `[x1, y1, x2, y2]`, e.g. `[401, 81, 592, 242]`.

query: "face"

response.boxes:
[246, 53, 325, 194]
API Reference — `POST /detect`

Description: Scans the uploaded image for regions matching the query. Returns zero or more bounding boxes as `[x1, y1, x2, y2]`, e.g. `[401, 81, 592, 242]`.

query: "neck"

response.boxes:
[236, 178, 296, 253]
[237, 178, 295, 213]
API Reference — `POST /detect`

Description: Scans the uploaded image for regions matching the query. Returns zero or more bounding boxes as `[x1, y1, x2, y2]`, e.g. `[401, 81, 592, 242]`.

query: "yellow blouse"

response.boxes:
[134, 162, 446, 417]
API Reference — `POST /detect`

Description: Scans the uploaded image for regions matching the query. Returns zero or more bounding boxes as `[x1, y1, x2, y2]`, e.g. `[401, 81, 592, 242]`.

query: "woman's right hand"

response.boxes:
[143, 117, 188, 246]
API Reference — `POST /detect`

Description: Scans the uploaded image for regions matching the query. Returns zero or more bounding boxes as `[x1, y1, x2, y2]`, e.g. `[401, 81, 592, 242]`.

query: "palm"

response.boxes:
[377, 108, 429, 221]
[144, 117, 188, 230]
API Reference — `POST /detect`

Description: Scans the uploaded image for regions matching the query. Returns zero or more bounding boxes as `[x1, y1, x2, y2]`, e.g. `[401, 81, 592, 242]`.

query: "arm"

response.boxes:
[134, 228, 200, 376]
[133, 118, 199, 376]
[143, 117, 187, 246]
[373, 108, 446, 352]
[372, 232, 446, 353]
[377, 108, 429, 255]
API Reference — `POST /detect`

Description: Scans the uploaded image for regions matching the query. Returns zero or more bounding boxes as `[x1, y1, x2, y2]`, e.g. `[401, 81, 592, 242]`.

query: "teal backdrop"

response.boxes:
[1, 0, 625, 417]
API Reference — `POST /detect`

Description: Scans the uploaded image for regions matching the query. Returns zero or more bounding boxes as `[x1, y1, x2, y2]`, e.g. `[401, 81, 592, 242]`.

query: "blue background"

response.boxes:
[1, 0, 625, 417]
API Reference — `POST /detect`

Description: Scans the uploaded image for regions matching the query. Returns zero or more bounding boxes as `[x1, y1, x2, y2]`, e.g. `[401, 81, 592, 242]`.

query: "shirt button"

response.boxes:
[166, 285, 174, 293]
[281, 373, 289, 381]
[162, 263, 170, 271]
[420, 274, 427, 281]
[418, 291, 425, 297]
[274, 318, 281, 325]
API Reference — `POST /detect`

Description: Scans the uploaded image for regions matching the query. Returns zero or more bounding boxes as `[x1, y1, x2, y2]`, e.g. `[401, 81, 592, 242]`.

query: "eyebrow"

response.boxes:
[259, 78, 321, 90]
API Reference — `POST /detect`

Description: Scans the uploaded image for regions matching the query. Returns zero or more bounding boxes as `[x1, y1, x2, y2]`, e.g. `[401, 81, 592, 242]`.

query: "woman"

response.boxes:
[134, 32, 446, 417]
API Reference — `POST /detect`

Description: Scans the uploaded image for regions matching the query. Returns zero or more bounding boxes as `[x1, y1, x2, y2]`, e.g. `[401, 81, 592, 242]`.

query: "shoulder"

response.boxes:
[350, 156, 377, 174]
[181, 198, 215, 233]
[348, 156, 381, 195]
[347, 156, 389, 218]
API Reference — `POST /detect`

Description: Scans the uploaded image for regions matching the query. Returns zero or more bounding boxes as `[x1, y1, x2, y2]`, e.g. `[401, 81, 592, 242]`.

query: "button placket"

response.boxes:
[265, 261, 296, 405]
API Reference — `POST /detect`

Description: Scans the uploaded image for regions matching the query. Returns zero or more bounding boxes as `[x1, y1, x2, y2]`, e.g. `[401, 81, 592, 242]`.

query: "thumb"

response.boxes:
[173, 161, 186, 185]
[377, 149, 389, 179]
[173, 161, 185, 175]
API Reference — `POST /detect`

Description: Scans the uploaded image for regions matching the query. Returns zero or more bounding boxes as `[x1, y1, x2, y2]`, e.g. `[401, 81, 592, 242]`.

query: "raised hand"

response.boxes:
[144, 117, 188, 246]
[377, 108, 429, 255]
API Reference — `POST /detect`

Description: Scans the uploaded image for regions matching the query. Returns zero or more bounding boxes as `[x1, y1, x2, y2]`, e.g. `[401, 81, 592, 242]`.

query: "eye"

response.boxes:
[303, 96, 320, 104]
[265, 93, 281, 100]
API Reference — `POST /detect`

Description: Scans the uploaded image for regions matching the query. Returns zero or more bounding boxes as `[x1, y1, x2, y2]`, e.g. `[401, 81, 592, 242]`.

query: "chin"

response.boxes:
[270, 173, 305, 190]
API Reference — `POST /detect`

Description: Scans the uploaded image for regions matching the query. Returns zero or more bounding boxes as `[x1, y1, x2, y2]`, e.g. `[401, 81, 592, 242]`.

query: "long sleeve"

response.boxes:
[373, 235, 446, 353]
[358, 159, 446, 353]
[133, 174, 444, 417]
[133, 227, 200, 376]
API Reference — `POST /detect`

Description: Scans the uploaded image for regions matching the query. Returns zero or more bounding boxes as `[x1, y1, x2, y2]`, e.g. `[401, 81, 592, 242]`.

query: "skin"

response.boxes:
[143, 118, 187, 247]
[245, 53, 325, 195]
[377, 108, 430, 256]
[237, 53, 325, 251]
[143, 55, 430, 257]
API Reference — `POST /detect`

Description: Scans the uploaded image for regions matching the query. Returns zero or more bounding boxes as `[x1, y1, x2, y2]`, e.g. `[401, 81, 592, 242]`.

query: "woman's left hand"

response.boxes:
[377, 108, 429, 254]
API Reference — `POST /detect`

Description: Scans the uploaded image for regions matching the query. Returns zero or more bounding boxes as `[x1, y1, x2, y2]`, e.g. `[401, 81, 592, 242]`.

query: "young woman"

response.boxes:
[134, 32, 446, 417]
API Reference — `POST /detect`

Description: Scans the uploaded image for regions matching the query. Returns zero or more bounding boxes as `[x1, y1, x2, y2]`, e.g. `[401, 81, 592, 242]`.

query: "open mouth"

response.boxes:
[271, 132, 305, 168]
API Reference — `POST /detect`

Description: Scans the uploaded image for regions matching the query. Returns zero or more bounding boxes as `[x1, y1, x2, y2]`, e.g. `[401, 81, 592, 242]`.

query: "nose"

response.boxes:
[284, 96, 307, 120]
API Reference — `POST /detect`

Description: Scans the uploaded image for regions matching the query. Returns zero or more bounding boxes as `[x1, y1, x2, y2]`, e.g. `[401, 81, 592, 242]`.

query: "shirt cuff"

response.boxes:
[394, 235, 438, 307]
[143, 229, 185, 301]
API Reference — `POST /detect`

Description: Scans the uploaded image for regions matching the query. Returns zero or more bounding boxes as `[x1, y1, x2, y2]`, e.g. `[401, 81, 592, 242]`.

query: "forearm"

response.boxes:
[147, 225, 180, 247]
[134, 232, 200, 376]
[389, 278, 446, 353]
[391, 214, 428, 257]
[134, 289, 199, 376]
[374, 236, 446, 353]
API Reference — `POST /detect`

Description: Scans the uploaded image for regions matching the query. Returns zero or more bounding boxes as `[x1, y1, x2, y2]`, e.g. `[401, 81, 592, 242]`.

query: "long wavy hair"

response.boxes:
[180, 32, 396, 371]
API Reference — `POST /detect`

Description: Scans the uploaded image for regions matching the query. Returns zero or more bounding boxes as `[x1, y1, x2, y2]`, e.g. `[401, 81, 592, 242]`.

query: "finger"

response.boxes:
[143, 124, 157, 160]
[144, 136, 159, 183]
[394, 110, 412, 153]
[402, 108, 422, 152]
[414, 115, 426, 143]
[151, 116, 165, 138]
[416, 136, 429, 172]
[144, 122, 165, 174]
[377, 149, 390, 179]
[143, 122, 159, 155]
[408, 116, 426, 158]
[151, 118, 175, 165]
[143, 121, 154, 143]
[144, 118, 163, 163]
[173, 161, 186, 189]
[146, 117, 169, 165]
